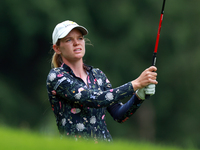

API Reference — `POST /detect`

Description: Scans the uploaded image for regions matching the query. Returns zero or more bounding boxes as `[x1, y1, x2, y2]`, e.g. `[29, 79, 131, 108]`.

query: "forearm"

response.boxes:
[107, 94, 143, 123]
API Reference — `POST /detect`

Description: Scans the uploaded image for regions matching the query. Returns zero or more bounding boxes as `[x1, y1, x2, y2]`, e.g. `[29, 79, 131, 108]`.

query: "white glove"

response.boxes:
[136, 84, 156, 100]
[145, 84, 156, 95]
[136, 88, 145, 100]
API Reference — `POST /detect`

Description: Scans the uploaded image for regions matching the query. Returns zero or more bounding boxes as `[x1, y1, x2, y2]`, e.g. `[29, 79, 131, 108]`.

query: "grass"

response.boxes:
[0, 126, 195, 150]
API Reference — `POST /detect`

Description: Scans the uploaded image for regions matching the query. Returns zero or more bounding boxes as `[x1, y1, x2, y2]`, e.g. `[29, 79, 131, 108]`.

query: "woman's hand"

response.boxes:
[131, 66, 158, 91]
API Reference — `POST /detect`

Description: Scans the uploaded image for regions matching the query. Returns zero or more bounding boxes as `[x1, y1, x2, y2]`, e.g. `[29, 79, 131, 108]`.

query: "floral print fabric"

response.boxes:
[46, 63, 143, 142]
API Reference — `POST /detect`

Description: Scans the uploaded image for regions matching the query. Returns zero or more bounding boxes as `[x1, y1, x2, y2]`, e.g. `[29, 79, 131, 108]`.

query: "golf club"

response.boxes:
[146, 0, 166, 99]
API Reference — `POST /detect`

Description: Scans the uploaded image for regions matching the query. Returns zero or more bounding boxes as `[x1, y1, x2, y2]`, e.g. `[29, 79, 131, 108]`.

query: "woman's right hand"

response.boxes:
[131, 66, 158, 91]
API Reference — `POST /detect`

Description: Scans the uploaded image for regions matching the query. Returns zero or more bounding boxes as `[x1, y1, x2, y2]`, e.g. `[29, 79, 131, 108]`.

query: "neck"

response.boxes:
[63, 59, 86, 78]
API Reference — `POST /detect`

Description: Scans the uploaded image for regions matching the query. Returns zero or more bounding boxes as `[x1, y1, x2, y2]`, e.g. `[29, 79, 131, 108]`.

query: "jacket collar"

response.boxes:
[61, 63, 93, 75]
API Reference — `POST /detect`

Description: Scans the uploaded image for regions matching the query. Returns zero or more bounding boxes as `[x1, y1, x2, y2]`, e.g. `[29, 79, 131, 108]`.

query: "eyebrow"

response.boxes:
[63, 35, 83, 40]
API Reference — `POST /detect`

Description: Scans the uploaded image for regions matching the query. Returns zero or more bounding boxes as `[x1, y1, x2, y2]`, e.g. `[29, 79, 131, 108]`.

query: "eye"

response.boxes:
[66, 39, 71, 42]
[79, 37, 84, 40]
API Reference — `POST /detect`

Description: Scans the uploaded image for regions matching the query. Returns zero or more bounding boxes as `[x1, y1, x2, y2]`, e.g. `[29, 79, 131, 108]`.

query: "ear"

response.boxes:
[53, 44, 61, 54]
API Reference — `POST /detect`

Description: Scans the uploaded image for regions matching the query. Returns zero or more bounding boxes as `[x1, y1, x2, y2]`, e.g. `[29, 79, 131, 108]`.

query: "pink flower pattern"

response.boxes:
[57, 74, 63, 77]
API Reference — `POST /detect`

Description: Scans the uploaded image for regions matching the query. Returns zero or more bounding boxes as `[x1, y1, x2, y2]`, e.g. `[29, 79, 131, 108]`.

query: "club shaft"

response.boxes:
[151, 0, 166, 66]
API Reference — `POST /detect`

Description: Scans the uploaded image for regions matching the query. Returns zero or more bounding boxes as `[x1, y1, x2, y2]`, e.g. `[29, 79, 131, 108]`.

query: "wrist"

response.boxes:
[135, 89, 145, 100]
[135, 93, 142, 100]
[131, 80, 139, 91]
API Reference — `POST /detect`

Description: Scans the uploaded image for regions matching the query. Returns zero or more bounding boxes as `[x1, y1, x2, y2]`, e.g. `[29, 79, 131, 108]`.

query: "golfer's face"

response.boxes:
[58, 29, 85, 62]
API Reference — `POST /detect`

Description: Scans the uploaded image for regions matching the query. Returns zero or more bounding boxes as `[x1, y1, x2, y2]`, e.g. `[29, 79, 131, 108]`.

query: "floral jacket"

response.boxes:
[46, 63, 143, 142]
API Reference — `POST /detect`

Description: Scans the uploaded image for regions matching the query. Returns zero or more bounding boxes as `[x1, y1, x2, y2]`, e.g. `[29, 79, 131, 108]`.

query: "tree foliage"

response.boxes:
[1, 0, 200, 148]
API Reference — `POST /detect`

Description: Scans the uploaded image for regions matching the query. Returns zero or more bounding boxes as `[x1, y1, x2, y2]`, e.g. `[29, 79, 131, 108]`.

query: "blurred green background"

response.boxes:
[1, 0, 200, 148]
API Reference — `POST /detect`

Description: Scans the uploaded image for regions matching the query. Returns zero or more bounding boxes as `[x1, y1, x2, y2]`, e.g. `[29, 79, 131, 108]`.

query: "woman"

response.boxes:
[46, 20, 158, 142]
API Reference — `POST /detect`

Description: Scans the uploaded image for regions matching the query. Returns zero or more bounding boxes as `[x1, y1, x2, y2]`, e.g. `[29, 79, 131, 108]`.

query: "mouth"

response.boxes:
[74, 48, 82, 52]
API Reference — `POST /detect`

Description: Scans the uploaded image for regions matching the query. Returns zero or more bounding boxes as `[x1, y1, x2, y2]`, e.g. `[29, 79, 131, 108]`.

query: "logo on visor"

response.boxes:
[64, 21, 77, 27]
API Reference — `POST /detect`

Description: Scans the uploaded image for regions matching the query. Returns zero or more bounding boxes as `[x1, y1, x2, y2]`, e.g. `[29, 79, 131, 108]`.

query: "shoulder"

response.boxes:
[47, 67, 72, 86]
[92, 68, 108, 81]
[47, 67, 65, 81]
[92, 68, 112, 88]
[92, 68, 106, 76]
[47, 67, 73, 90]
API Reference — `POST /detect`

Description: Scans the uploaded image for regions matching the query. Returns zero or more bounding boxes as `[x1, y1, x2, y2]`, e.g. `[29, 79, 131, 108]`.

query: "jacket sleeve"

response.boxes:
[100, 70, 144, 123]
[107, 95, 144, 123]
[47, 69, 135, 108]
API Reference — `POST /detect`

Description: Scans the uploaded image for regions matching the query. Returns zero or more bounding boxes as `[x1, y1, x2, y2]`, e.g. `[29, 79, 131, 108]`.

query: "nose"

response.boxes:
[73, 39, 79, 46]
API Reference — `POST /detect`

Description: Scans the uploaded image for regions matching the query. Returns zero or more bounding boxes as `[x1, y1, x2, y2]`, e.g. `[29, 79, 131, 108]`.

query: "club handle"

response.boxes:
[145, 94, 151, 99]
[145, 53, 157, 99]
[151, 52, 157, 66]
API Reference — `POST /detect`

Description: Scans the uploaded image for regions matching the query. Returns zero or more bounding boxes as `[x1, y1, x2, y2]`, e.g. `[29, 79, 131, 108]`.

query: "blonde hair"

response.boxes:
[51, 39, 62, 68]
[51, 38, 92, 68]
[51, 52, 63, 68]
